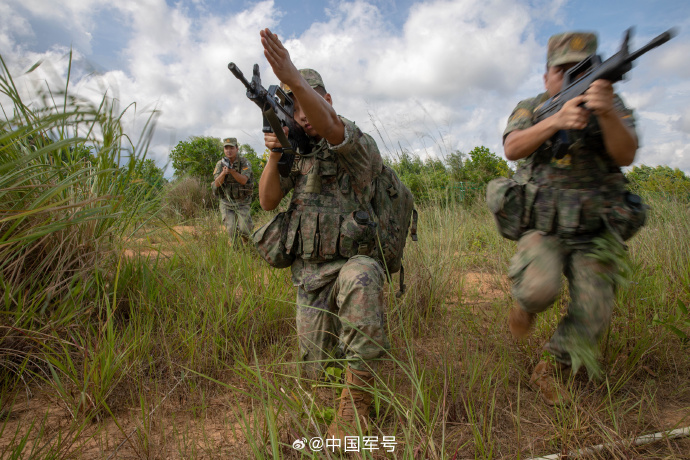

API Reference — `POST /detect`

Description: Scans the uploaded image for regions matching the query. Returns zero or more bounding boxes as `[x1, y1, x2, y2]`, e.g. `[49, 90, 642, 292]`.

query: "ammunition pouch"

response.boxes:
[489, 177, 646, 241]
[252, 211, 294, 268]
[339, 210, 376, 258]
[486, 177, 529, 241]
[606, 191, 647, 241]
[224, 183, 251, 200]
[273, 208, 375, 263]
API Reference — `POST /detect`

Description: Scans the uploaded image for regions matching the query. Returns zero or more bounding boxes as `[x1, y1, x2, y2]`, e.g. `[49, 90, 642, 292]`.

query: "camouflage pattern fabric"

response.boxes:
[503, 90, 638, 372]
[269, 116, 387, 377]
[504, 92, 635, 150]
[278, 116, 383, 292]
[213, 154, 254, 240]
[509, 230, 617, 368]
[252, 211, 294, 268]
[547, 32, 598, 67]
[280, 68, 325, 94]
[296, 255, 387, 378]
[220, 203, 253, 241]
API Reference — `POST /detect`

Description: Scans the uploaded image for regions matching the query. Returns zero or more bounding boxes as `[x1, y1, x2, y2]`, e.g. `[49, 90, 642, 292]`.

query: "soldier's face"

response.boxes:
[544, 62, 578, 96]
[293, 92, 333, 139]
[224, 145, 238, 160]
[293, 98, 318, 139]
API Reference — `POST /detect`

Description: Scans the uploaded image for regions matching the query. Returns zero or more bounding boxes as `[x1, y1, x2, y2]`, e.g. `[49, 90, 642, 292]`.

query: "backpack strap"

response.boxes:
[410, 209, 418, 242]
[396, 265, 406, 298]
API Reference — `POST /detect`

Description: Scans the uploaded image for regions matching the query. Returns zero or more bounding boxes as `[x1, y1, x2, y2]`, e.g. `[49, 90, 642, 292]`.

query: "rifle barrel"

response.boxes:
[627, 29, 677, 62]
[228, 62, 252, 90]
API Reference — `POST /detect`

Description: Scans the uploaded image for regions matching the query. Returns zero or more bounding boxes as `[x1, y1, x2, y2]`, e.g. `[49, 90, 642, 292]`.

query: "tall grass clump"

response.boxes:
[161, 176, 217, 220]
[0, 54, 159, 305]
[0, 53, 159, 411]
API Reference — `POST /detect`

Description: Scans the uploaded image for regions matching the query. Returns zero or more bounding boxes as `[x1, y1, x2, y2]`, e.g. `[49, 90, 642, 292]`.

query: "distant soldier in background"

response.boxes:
[495, 32, 643, 404]
[212, 137, 253, 243]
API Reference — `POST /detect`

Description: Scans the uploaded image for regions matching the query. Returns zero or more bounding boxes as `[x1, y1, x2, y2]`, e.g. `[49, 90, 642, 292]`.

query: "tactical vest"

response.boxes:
[283, 142, 376, 262]
[524, 125, 618, 236]
[222, 182, 251, 201]
[488, 125, 645, 242]
[217, 157, 252, 202]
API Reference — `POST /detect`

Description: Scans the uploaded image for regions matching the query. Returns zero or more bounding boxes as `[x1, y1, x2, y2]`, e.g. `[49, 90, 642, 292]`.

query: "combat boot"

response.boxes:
[529, 359, 571, 406]
[327, 368, 375, 442]
[508, 306, 536, 338]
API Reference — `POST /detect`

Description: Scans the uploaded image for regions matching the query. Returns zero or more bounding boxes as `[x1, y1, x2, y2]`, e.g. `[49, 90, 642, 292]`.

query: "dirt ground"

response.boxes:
[3, 230, 689, 458]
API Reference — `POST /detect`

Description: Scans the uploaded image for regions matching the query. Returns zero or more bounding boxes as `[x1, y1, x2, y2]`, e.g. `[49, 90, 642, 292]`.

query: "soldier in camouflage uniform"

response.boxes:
[502, 32, 638, 405]
[258, 28, 388, 439]
[212, 137, 254, 243]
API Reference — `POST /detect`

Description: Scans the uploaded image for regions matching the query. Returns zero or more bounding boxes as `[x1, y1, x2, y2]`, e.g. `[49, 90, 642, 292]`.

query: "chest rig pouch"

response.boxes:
[220, 159, 252, 201]
[528, 140, 645, 240]
[282, 145, 375, 263]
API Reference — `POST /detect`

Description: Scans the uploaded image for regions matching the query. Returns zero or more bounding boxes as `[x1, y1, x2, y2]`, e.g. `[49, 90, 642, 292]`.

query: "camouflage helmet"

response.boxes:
[223, 137, 238, 147]
[280, 68, 326, 94]
[547, 32, 597, 67]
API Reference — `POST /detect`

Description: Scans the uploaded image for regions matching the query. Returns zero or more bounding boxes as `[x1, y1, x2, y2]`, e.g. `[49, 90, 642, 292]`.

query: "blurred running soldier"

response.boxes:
[500, 32, 639, 405]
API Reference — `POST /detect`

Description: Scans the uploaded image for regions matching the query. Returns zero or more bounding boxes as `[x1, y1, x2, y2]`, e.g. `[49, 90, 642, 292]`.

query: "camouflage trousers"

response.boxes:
[509, 230, 618, 366]
[296, 255, 388, 379]
[220, 200, 253, 242]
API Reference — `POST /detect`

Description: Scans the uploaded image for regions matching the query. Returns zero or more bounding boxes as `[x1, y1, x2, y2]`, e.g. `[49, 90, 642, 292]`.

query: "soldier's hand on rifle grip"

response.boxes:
[555, 95, 589, 131]
[264, 127, 290, 160]
[583, 79, 615, 117]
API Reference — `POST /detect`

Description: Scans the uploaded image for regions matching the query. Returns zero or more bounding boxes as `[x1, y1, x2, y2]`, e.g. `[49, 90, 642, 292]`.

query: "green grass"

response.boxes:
[1, 55, 689, 459]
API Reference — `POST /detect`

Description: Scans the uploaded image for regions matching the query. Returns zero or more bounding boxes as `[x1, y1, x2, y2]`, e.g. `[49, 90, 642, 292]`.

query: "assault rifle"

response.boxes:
[534, 28, 676, 159]
[220, 157, 233, 171]
[228, 62, 311, 176]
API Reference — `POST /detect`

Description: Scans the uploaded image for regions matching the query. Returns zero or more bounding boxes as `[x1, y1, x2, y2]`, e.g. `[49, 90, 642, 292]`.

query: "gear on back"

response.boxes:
[370, 164, 418, 295]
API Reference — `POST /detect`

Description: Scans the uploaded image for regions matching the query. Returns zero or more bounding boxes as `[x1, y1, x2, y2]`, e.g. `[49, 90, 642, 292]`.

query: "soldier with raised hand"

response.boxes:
[212, 137, 253, 244]
[257, 28, 388, 440]
[500, 32, 639, 405]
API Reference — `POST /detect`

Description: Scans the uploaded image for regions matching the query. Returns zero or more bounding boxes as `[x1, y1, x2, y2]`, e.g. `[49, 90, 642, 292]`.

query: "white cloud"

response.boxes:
[0, 3, 33, 56]
[636, 140, 690, 172]
[2, 0, 690, 176]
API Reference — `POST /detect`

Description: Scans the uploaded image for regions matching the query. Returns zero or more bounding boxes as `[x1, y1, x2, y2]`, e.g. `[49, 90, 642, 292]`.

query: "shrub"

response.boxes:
[162, 176, 217, 220]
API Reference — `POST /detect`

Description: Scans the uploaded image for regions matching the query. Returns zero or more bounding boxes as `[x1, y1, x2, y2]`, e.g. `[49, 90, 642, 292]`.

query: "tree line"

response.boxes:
[160, 136, 690, 216]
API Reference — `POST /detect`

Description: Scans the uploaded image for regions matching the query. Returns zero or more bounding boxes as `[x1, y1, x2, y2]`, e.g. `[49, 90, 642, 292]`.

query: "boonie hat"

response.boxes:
[547, 32, 598, 67]
[280, 68, 325, 94]
[223, 137, 238, 147]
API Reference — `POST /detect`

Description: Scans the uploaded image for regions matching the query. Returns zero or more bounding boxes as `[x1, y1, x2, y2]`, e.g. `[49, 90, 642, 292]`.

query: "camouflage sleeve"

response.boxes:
[613, 93, 638, 143]
[502, 94, 545, 142]
[213, 160, 223, 179]
[239, 157, 253, 184]
[212, 160, 223, 194]
[328, 116, 383, 195]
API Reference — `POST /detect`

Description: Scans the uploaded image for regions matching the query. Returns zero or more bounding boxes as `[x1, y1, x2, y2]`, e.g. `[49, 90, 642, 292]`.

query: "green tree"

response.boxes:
[446, 146, 513, 201]
[170, 136, 223, 179]
[387, 151, 451, 204]
[238, 143, 263, 212]
[448, 146, 512, 184]
[133, 158, 167, 191]
[626, 164, 690, 202]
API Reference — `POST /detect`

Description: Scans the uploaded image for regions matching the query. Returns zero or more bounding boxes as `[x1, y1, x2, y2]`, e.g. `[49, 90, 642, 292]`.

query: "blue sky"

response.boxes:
[2, 0, 689, 175]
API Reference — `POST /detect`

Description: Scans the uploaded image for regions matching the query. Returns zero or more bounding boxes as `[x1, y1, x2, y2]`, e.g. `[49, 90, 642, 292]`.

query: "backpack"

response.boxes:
[370, 164, 418, 296]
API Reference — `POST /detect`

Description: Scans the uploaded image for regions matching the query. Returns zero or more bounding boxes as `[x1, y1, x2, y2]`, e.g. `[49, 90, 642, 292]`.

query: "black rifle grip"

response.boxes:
[553, 130, 570, 160]
[277, 151, 295, 177]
